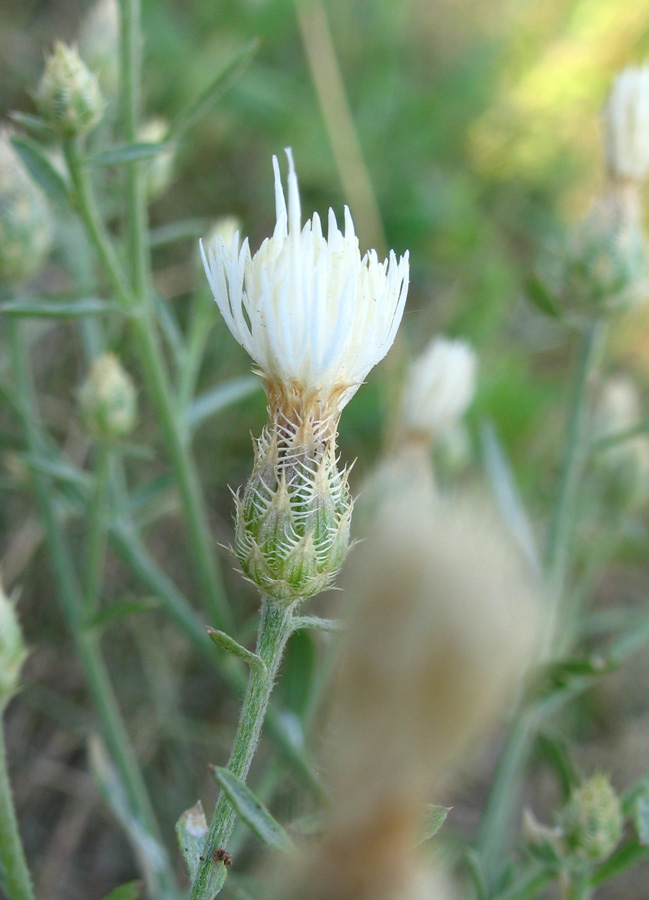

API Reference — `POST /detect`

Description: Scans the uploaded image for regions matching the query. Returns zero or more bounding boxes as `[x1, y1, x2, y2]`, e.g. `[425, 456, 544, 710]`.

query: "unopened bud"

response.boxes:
[138, 118, 175, 199]
[400, 337, 477, 443]
[603, 64, 649, 183]
[79, 353, 137, 442]
[235, 407, 352, 603]
[78, 0, 120, 97]
[0, 131, 52, 285]
[555, 188, 648, 316]
[37, 42, 104, 137]
[561, 774, 623, 861]
[0, 585, 28, 711]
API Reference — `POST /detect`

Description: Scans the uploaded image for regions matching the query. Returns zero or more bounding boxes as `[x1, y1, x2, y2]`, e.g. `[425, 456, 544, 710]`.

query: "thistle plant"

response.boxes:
[3, 4, 649, 900]
[187, 147, 409, 898]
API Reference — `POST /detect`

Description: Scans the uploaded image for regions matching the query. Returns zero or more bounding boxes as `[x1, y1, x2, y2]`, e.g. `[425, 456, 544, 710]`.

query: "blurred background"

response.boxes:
[2, 0, 649, 897]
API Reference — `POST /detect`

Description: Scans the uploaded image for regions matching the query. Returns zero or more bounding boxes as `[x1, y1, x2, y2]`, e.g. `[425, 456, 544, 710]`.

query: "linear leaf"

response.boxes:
[100, 882, 144, 900]
[634, 795, 649, 845]
[149, 218, 211, 248]
[176, 800, 209, 881]
[10, 135, 72, 209]
[86, 142, 167, 167]
[526, 273, 561, 318]
[0, 298, 116, 318]
[186, 376, 260, 434]
[9, 111, 56, 139]
[419, 804, 450, 843]
[211, 767, 294, 853]
[480, 421, 541, 575]
[84, 598, 160, 633]
[168, 40, 259, 143]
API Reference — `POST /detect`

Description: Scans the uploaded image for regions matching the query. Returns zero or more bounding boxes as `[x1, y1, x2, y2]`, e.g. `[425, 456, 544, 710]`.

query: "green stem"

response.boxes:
[545, 320, 606, 649]
[189, 599, 295, 900]
[109, 524, 324, 798]
[476, 321, 605, 884]
[84, 442, 111, 611]
[566, 868, 591, 900]
[0, 718, 35, 900]
[120, 0, 152, 311]
[63, 137, 232, 632]
[495, 865, 555, 900]
[8, 320, 177, 900]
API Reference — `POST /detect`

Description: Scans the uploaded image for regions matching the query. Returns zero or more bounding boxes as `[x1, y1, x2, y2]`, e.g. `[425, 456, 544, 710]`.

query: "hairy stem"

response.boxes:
[0, 718, 35, 900]
[84, 442, 111, 612]
[190, 599, 295, 900]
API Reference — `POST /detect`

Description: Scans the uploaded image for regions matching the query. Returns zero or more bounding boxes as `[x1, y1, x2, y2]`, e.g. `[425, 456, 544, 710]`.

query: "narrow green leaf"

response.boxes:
[279, 630, 317, 718]
[176, 800, 209, 881]
[88, 737, 171, 887]
[591, 421, 649, 453]
[86, 142, 168, 167]
[149, 218, 211, 248]
[634, 794, 649, 845]
[591, 839, 649, 885]
[480, 422, 540, 574]
[526, 273, 561, 318]
[206, 628, 266, 674]
[0, 298, 117, 318]
[10, 135, 72, 209]
[186, 376, 260, 434]
[291, 615, 343, 633]
[84, 598, 160, 632]
[536, 733, 579, 799]
[22, 454, 91, 489]
[168, 40, 259, 143]
[211, 767, 294, 853]
[419, 804, 450, 843]
[9, 111, 56, 139]
[100, 881, 144, 900]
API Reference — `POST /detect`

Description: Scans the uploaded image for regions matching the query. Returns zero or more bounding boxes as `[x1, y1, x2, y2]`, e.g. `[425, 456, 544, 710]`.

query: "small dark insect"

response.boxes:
[213, 848, 233, 866]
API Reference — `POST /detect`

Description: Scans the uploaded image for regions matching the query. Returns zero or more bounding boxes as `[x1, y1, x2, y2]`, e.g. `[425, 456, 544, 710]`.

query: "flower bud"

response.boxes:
[400, 336, 477, 443]
[138, 118, 175, 200]
[79, 353, 137, 442]
[36, 42, 104, 137]
[0, 131, 52, 285]
[603, 64, 649, 183]
[78, 0, 120, 97]
[555, 187, 648, 317]
[235, 402, 352, 604]
[561, 774, 623, 861]
[0, 585, 28, 711]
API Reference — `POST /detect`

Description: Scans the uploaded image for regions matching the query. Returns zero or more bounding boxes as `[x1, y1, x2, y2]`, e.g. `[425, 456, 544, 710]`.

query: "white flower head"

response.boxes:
[603, 64, 649, 181]
[201, 149, 409, 419]
[401, 336, 477, 441]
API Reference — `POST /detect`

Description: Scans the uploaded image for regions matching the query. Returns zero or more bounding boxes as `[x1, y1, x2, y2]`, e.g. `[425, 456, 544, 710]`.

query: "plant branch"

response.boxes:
[0, 718, 35, 900]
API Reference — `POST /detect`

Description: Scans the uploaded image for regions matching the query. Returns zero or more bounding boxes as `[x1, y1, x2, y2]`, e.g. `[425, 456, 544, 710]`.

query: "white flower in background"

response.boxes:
[201, 148, 409, 422]
[205, 215, 241, 253]
[603, 64, 649, 182]
[401, 336, 477, 441]
[201, 149, 409, 603]
[78, 0, 120, 96]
